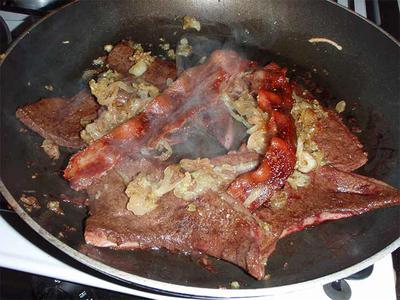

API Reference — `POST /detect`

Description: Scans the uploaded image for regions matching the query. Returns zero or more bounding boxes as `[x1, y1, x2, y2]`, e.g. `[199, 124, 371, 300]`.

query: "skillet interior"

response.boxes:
[1, 0, 399, 292]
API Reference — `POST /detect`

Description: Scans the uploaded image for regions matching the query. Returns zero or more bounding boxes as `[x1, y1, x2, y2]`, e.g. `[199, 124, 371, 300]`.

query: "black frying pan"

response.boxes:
[0, 0, 399, 298]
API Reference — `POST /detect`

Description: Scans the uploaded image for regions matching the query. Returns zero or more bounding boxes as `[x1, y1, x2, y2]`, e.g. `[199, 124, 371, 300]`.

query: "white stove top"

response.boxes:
[0, 212, 397, 300]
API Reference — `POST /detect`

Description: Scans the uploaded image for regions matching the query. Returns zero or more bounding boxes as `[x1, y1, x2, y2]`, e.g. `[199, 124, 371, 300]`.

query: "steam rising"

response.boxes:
[64, 24, 284, 189]
[141, 24, 280, 162]
[148, 33, 256, 161]
[161, 27, 272, 161]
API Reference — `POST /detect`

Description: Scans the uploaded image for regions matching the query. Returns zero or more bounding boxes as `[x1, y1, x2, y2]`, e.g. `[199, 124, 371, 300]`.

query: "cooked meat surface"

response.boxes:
[85, 154, 399, 280]
[16, 90, 99, 148]
[141, 58, 177, 90]
[65, 48, 398, 279]
[256, 165, 400, 237]
[314, 111, 368, 171]
[106, 42, 134, 74]
[106, 41, 177, 90]
[85, 170, 275, 280]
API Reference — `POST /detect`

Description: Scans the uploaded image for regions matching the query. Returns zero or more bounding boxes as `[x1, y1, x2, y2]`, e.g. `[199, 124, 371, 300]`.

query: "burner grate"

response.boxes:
[335, 0, 399, 39]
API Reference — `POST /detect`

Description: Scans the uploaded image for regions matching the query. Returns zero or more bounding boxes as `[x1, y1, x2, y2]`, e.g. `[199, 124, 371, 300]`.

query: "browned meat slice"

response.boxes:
[314, 111, 368, 172]
[106, 42, 134, 74]
[16, 90, 99, 148]
[141, 58, 177, 90]
[85, 170, 274, 280]
[256, 166, 400, 238]
[106, 42, 177, 90]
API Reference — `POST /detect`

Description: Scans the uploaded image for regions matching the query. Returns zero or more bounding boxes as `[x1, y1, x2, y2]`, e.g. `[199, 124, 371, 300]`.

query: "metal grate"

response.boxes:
[335, 0, 400, 39]
[1, 0, 399, 39]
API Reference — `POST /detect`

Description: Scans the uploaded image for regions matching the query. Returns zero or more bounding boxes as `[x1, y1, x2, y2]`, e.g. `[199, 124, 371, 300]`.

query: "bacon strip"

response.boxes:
[227, 63, 297, 211]
[146, 93, 245, 154]
[64, 50, 251, 190]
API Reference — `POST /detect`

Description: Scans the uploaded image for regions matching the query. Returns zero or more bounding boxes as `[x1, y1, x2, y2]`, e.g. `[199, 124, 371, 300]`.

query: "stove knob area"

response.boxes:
[322, 265, 374, 300]
[32, 277, 96, 300]
[323, 279, 352, 300]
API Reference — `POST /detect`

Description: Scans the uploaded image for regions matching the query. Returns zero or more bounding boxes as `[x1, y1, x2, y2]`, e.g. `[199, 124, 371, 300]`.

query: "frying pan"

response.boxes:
[1, 0, 399, 298]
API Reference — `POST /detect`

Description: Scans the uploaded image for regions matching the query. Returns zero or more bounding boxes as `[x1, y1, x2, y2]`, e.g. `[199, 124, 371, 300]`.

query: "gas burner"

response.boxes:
[32, 277, 98, 300]
[324, 279, 352, 300]
[323, 265, 374, 300]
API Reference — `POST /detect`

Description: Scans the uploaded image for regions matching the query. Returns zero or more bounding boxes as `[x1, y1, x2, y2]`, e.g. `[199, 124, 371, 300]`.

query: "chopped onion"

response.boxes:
[176, 38, 192, 57]
[335, 100, 346, 113]
[243, 187, 264, 208]
[125, 174, 158, 216]
[287, 170, 311, 189]
[104, 44, 113, 52]
[115, 81, 136, 93]
[231, 161, 258, 173]
[41, 139, 60, 160]
[297, 151, 317, 173]
[129, 60, 148, 77]
[166, 78, 174, 87]
[187, 203, 197, 212]
[153, 165, 184, 197]
[220, 93, 251, 128]
[247, 129, 267, 154]
[183, 16, 201, 31]
[155, 139, 173, 161]
[296, 139, 317, 174]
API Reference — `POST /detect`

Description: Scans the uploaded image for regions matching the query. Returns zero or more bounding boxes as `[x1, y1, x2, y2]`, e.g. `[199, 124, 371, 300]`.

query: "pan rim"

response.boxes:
[0, 0, 398, 69]
[326, 0, 399, 46]
[1, 0, 399, 297]
[1, 179, 399, 297]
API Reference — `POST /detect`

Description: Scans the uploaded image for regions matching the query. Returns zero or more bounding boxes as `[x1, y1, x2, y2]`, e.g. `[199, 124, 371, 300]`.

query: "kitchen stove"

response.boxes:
[1, 1, 399, 299]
